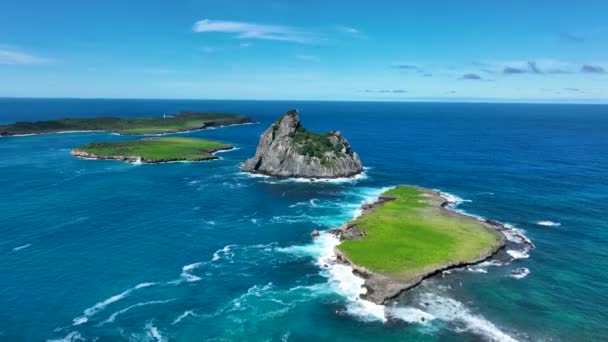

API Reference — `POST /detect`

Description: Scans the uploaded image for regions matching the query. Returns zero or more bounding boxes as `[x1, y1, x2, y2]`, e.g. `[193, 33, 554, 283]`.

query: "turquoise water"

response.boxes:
[0, 99, 607, 341]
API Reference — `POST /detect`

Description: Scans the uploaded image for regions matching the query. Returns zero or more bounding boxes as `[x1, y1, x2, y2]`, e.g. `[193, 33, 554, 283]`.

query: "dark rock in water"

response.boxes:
[510, 267, 530, 279]
[310, 229, 320, 237]
[240, 109, 363, 178]
[327, 228, 342, 236]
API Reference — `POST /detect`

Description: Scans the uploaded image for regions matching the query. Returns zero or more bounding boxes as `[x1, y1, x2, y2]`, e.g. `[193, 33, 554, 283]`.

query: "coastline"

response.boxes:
[327, 186, 528, 305]
[239, 168, 369, 183]
[0, 120, 255, 138]
[243, 168, 364, 180]
[118, 120, 257, 137]
[71, 146, 235, 164]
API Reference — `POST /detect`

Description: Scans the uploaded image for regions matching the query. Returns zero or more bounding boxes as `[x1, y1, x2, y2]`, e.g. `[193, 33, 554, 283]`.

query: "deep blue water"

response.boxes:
[0, 98, 607, 341]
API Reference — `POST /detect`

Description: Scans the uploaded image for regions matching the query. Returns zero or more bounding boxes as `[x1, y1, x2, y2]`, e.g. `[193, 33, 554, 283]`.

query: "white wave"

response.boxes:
[221, 181, 248, 189]
[213, 146, 239, 154]
[536, 220, 561, 227]
[386, 306, 435, 324]
[507, 249, 530, 260]
[305, 232, 387, 322]
[509, 267, 530, 279]
[289, 198, 319, 208]
[212, 245, 235, 262]
[99, 299, 174, 326]
[180, 262, 204, 282]
[435, 190, 488, 221]
[500, 224, 533, 246]
[145, 322, 165, 342]
[467, 266, 488, 273]
[12, 243, 31, 251]
[418, 293, 517, 342]
[239, 168, 369, 184]
[469, 260, 504, 273]
[270, 214, 313, 224]
[436, 190, 472, 206]
[46, 331, 84, 342]
[436, 189, 534, 254]
[277, 186, 392, 322]
[73, 282, 155, 325]
[172, 310, 196, 325]
[349, 186, 393, 219]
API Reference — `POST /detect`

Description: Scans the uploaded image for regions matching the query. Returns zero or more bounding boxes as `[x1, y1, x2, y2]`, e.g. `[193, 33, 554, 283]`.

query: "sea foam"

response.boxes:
[98, 299, 174, 326]
[73, 282, 156, 325]
[415, 293, 517, 342]
[12, 243, 31, 251]
[238, 167, 369, 184]
[536, 220, 561, 227]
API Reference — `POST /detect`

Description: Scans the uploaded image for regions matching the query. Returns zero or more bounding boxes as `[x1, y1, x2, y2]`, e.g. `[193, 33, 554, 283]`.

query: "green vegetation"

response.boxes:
[288, 126, 347, 162]
[337, 186, 503, 278]
[73, 137, 232, 163]
[0, 112, 251, 136]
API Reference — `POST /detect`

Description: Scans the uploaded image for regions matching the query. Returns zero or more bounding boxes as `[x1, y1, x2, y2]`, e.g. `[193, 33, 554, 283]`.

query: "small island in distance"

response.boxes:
[71, 137, 233, 163]
[0, 111, 252, 136]
[332, 185, 507, 304]
[241, 109, 363, 179]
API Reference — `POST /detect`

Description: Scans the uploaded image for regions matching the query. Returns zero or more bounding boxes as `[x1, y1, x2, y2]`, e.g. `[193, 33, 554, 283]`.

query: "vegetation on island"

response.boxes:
[337, 186, 504, 277]
[269, 110, 349, 168]
[0, 112, 251, 136]
[72, 137, 232, 163]
[241, 109, 363, 178]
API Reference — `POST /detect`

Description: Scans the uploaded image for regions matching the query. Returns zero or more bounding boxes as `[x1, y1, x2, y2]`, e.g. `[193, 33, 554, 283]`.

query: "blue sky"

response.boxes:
[0, 0, 607, 101]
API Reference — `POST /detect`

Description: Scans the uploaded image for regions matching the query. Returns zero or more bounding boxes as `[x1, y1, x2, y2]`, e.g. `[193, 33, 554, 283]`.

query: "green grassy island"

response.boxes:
[0, 112, 252, 136]
[334, 185, 505, 304]
[71, 137, 233, 163]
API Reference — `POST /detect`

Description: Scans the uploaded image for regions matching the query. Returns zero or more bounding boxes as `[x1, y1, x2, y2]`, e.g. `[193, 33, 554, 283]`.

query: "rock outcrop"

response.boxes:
[241, 110, 363, 178]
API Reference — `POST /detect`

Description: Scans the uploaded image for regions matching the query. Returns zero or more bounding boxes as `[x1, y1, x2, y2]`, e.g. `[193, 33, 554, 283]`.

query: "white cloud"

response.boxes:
[193, 19, 317, 43]
[336, 25, 359, 34]
[296, 54, 320, 62]
[484, 59, 578, 74]
[0, 47, 49, 65]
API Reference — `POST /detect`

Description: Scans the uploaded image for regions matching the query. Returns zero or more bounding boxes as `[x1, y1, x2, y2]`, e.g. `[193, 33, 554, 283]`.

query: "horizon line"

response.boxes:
[1, 96, 607, 105]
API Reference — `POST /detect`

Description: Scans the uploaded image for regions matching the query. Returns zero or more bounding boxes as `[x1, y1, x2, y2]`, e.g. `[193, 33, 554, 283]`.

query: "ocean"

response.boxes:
[0, 98, 606, 341]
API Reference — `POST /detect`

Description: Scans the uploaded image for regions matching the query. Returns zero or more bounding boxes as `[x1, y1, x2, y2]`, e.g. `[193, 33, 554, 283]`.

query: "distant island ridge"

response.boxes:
[0, 111, 252, 136]
[241, 109, 363, 179]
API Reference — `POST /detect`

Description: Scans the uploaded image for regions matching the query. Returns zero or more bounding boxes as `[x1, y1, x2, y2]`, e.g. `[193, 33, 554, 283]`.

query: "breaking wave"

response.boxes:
[536, 220, 561, 227]
[72, 282, 156, 326]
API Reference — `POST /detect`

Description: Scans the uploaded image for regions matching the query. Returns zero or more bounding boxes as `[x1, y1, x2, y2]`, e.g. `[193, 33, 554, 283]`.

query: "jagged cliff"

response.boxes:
[241, 110, 363, 178]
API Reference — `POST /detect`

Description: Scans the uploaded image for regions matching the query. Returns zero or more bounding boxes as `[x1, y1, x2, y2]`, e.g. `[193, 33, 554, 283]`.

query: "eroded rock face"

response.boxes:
[241, 110, 363, 178]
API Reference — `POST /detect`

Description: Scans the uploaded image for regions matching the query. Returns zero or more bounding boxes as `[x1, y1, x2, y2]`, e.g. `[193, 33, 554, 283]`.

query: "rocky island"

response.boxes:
[0, 111, 252, 136]
[331, 185, 506, 304]
[241, 109, 363, 178]
[71, 137, 233, 163]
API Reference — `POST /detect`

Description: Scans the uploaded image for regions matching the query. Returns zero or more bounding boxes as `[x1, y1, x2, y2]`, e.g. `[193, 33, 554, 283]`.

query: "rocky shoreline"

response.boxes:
[70, 146, 234, 164]
[327, 187, 514, 305]
[241, 110, 364, 179]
